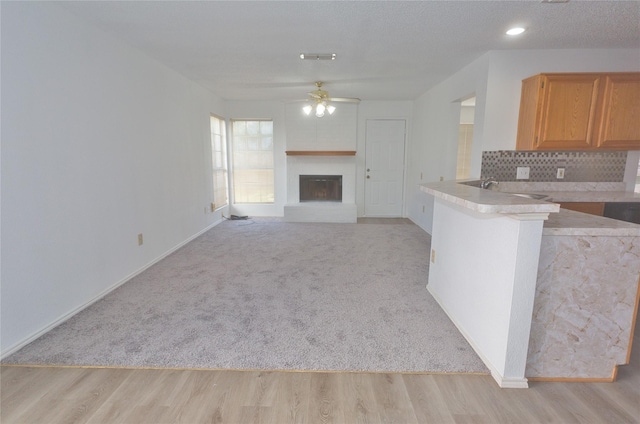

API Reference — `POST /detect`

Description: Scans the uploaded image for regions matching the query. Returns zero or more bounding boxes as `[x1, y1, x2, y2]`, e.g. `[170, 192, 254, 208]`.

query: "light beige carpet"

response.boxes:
[4, 219, 488, 374]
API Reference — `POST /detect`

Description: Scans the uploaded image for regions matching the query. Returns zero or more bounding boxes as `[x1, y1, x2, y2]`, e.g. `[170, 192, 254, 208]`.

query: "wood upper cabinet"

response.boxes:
[516, 72, 640, 151]
[595, 74, 640, 149]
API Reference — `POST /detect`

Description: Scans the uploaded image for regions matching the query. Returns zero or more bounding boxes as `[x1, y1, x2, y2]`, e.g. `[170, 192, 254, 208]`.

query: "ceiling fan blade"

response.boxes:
[298, 82, 360, 104]
[328, 97, 361, 103]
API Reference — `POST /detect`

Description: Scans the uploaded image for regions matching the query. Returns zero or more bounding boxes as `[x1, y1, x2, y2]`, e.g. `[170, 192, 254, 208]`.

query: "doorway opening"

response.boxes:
[456, 96, 475, 180]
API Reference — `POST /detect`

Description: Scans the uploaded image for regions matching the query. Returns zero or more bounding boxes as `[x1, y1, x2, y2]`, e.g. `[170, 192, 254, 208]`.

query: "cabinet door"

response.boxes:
[594, 74, 640, 150]
[515, 75, 543, 150]
[536, 74, 601, 150]
[559, 202, 605, 216]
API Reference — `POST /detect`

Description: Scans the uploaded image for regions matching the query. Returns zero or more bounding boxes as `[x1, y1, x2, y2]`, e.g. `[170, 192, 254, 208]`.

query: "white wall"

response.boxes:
[286, 102, 358, 151]
[1, 2, 226, 355]
[408, 54, 491, 233]
[409, 48, 640, 234]
[428, 198, 545, 387]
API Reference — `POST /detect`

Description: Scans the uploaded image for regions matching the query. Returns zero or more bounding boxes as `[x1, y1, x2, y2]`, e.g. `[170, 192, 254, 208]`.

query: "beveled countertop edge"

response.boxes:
[420, 181, 560, 215]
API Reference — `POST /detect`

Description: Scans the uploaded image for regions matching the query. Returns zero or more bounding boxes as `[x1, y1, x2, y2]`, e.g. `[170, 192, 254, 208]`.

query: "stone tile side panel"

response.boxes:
[526, 235, 640, 379]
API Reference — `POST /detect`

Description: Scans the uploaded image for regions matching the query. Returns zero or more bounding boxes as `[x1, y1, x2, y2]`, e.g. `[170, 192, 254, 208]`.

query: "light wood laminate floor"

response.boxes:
[2, 323, 638, 424]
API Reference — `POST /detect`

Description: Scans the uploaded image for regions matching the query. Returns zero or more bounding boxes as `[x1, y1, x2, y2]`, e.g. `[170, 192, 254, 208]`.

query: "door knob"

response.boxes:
[367, 168, 370, 172]
[366, 175, 370, 179]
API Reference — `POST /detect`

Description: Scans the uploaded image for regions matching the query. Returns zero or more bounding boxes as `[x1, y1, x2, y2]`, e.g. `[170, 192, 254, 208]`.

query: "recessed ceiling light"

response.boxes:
[299, 53, 336, 61]
[506, 27, 526, 36]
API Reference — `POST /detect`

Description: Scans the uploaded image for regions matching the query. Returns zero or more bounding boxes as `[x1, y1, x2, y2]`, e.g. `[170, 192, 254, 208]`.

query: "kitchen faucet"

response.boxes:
[480, 177, 499, 190]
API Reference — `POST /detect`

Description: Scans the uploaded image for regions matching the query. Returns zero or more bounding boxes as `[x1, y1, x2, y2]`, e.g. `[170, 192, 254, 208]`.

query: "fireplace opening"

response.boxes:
[300, 175, 342, 202]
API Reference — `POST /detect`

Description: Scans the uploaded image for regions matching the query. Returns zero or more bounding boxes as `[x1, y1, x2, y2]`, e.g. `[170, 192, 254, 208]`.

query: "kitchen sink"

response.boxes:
[509, 193, 549, 200]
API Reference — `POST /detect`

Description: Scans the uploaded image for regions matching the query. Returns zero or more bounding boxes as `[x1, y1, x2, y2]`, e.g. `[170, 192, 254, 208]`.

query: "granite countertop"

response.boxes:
[421, 180, 640, 236]
[543, 208, 640, 236]
[420, 181, 560, 214]
[536, 191, 640, 203]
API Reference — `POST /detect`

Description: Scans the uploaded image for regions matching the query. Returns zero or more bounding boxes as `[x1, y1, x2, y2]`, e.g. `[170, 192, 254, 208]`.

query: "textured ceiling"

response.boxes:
[58, 1, 640, 101]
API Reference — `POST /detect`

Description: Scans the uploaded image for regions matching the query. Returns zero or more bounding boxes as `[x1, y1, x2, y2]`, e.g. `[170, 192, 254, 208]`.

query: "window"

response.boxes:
[210, 115, 228, 208]
[231, 120, 274, 203]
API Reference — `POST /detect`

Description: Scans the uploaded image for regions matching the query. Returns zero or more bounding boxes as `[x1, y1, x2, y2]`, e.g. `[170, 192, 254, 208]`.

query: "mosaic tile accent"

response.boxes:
[480, 151, 627, 182]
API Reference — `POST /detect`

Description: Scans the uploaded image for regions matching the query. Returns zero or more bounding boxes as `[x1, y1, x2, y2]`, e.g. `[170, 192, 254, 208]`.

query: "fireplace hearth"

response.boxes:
[300, 175, 342, 202]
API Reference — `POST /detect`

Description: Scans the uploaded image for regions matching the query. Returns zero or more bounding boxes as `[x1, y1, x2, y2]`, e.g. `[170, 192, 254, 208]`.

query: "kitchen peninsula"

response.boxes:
[421, 181, 640, 388]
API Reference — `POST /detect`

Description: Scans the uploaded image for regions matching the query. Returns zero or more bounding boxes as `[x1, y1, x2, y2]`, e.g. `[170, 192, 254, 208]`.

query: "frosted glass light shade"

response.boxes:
[302, 102, 335, 117]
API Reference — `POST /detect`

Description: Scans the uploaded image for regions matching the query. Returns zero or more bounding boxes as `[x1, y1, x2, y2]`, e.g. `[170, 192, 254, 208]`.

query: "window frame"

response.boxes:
[210, 114, 229, 209]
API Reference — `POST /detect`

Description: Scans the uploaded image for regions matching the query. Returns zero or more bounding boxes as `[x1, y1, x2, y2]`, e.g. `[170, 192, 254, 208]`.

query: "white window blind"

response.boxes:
[231, 120, 274, 203]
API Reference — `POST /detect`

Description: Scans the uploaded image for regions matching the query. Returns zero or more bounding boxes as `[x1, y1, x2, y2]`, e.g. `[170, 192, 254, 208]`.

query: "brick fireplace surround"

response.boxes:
[283, 152, 357, 223]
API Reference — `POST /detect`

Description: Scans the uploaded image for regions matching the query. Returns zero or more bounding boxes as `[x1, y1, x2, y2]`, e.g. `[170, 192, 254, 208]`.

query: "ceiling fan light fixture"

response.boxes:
[506, 27, 526, 36]
[302, 102, 334, 118]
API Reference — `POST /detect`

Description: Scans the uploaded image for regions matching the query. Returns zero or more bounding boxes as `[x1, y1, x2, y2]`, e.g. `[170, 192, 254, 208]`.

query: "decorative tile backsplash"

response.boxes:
[481, 151, 627, 182]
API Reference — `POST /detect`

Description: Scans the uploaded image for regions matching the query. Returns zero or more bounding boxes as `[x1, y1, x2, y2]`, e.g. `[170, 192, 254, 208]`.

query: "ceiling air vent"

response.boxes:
[299, 53, 336, 61]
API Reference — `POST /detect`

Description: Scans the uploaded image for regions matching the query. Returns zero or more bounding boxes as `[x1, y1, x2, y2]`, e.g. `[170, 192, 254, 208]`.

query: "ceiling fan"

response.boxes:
[303, 81, 360, 117]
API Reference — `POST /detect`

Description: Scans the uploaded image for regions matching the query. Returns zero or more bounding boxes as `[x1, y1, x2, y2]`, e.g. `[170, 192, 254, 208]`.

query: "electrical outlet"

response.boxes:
[210, 202, 216, 212]
[137, 233, 143, 246]
[556, 168, 565, 179]
[516, 166, 530, 180]
[431, 249, 436, 264]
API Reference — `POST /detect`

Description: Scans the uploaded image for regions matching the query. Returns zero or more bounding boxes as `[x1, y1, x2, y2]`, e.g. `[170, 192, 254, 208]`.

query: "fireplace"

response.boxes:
[299, 175, 342, 202]
[284, 156, 356, 222]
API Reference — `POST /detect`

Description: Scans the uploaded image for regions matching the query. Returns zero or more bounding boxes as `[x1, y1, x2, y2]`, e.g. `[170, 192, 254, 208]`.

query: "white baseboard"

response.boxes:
[407, 216, 432, 235]
[493, 375, 529, 389]
[427, 285, 529, 389]
[1, 219, 224, 360]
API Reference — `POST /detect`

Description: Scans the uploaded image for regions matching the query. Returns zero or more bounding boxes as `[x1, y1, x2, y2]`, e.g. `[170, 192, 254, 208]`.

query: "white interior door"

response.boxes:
[365, 119, 406, 217]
